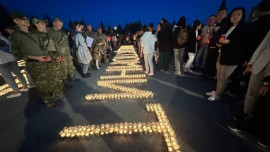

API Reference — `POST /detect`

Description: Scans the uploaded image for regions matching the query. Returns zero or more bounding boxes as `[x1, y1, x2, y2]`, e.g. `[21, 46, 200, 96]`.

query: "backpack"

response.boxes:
[177, 27, 189, 45]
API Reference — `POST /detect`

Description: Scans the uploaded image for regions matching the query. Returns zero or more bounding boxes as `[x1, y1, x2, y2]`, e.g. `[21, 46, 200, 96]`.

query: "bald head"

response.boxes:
[53, 18, 63, 30]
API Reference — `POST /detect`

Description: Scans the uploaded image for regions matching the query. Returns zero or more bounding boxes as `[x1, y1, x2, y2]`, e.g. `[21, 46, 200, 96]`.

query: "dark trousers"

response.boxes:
[158, 52, 170, 70]
[203, 47, 219, 78]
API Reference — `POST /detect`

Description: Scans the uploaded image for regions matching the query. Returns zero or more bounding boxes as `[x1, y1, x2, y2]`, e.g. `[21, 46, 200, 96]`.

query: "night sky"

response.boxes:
[1, 0, 261, 29]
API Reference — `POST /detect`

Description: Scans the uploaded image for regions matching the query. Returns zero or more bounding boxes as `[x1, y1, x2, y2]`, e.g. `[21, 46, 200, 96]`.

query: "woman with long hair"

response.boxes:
[206, 7, 247, 101]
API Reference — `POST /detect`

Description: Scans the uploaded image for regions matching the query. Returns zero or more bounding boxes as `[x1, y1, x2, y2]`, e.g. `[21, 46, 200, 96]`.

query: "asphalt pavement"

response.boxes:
[0, 47, 268, 152]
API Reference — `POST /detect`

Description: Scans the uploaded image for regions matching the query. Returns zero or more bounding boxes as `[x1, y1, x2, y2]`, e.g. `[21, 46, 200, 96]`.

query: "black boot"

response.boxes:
[82, 73, 90, 78]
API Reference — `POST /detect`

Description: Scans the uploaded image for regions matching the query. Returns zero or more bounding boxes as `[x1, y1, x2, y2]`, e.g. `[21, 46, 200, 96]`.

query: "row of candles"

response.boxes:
[107, 65, 142, 69]
[85, 92, 154, 100]
[110, 61, 140, 65]
[59, 103, 180, 152]
[146, 103, 180, 152]
[97, 79, 147, 85]
[17, 60, 26, 67]
[0, 72, 29, 96]
[97, 83, 153, 94]
[106, 68, 143, 72]
[84, 46, 180, 151]
[100, 74, 146, 80]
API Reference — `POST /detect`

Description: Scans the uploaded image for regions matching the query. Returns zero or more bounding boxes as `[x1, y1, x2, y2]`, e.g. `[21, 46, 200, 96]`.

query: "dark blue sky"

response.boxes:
[2, 0, 261, 29]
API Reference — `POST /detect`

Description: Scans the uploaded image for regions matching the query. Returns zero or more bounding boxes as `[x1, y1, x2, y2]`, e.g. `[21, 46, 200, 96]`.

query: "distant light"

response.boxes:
[114, 27, 117, 30]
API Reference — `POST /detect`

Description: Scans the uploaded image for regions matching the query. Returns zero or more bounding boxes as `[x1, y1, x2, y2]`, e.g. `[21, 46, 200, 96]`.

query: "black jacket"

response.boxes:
[219, 24, 247, 65]
[185, 29, 201, 53]
[157, 23, 173, 52]
[209, 18, 231, 48]
[243, 14, 270, 62]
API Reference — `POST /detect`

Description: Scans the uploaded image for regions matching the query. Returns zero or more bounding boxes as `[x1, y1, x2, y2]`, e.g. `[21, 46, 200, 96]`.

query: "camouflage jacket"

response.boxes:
[48, 29, 70, 57]
[11, 29, 44, 60]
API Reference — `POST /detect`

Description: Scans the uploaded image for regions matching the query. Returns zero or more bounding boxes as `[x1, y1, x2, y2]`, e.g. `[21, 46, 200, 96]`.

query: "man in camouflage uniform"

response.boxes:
[32, 18, 63, 102]
[96, 27, 109, 63]
[10, 11, 56, 107]
[48, 18, 74, 89]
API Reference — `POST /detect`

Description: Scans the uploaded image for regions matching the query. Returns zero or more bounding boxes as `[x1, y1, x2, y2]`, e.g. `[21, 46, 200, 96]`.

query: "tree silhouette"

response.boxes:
[107, 25, 113, 35]
[116, 24, 123, 34]
[100, 21, 106, 33]
[43, 13, 53, 27]
[68, 18, 73, 30]
[124, 23, 130, 35]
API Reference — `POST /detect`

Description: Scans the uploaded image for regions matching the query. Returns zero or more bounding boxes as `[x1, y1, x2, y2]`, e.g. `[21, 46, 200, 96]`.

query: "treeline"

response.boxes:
[0, 3, 144, 36]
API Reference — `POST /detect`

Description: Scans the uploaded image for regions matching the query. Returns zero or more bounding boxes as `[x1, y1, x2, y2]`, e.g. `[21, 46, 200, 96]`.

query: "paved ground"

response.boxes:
[0, 48, 269, 152]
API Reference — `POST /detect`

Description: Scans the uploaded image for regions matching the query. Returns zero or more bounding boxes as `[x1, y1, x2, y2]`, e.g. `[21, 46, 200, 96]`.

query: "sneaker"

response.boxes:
[7, 92, 22, 98]
[208, 94, 220, 101]
[19, 88, 29, 92]
[148, 73, 154, 76]
[82, 73, 91, 78]
[228, 124, 242, 132]
[144, 71, 149, 74]
[206, 91, 216, 96]
[174, 72, 181, 75]
[257, 139, 270, 148]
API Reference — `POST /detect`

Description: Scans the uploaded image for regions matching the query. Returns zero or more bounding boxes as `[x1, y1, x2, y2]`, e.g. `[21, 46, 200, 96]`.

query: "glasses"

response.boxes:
[18, 17, 29, 20]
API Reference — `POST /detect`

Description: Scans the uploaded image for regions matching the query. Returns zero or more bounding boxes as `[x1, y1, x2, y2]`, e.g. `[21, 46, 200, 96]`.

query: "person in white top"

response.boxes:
[140, 23, 157, 76]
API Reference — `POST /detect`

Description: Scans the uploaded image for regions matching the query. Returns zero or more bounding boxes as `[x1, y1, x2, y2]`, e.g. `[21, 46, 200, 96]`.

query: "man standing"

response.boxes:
[48, 18, 74, 89]
[194, 15, 216, 70]
[140, 23, 156, 76]
[203, 6, 229, 79]
[10, 11, 55, 107]
[96, 27, 109, 63]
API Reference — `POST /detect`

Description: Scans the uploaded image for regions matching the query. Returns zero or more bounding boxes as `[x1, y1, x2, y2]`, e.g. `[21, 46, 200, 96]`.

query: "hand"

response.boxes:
[39, 56, 51, 62]
[69, 55, 73, 60]
[259, 86, 269, 96]
[243, 64, 252, 75]
[242, 61, 248, 67]
[140, 53, 143, 58]
[216, 43, 222, 48]
[55, 56, 62, 62]
[219, 39, 230, 44]
[61, 57, 66, 62]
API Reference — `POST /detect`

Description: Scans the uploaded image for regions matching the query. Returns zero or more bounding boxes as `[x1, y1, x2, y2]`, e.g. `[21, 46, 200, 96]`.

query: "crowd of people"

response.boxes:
[0, 0, 269, 148]
[132, 0, 270, 147]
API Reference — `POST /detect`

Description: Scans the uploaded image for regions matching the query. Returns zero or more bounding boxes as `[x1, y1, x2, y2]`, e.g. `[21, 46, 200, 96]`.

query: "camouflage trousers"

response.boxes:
[59, 57, 74, 80]
[66, 58, 74, 77]
[26, 61, 59, 100]
[49, 62, 63, 96]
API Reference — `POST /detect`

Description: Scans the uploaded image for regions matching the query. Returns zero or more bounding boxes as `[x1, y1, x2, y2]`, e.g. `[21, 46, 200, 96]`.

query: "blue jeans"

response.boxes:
[144, 52, 154, 74]
[173, 48, 185, 73]
[194, 45, 209, 68]
[82, 64, 89, 74]
[0, 61, 27, 92]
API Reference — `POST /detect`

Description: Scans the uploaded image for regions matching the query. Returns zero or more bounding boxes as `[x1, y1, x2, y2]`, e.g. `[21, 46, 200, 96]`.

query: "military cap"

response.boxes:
[10, 10, 28, 19]
[32, 18, 46, 24]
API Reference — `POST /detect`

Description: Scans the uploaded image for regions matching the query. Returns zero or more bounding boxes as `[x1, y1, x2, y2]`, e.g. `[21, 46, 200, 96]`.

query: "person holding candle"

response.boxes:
[183, 20, 202, 71]
[10, 11, 56, 107]
[206, 7, 247, 101]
